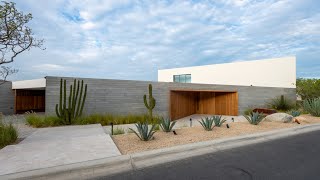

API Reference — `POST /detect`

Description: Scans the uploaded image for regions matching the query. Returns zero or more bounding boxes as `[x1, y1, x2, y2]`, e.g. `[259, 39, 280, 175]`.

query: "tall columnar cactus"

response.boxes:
[143, 84, 156, 119]
[55, 79, 87, 125]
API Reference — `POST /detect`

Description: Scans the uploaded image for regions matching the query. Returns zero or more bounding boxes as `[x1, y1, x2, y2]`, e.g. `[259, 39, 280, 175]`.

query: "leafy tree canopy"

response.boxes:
[296, 78, 320, 100]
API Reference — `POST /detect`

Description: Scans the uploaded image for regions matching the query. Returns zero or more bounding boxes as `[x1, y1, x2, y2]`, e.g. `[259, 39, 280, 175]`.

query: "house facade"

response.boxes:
[1, 57, 296, 120]
[158, 56, 296, 88]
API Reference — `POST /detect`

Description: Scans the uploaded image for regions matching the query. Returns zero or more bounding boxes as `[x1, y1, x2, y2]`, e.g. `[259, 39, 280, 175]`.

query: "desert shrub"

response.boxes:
[244, 108, 253, 116]
[27, 111, 161, 128]
[303, 98, 320, 117]
[0, 122, 18, 149]
[153, 124, 160, 131]
[287, 110, 301, 117]
[129, 122, 156, 141]
[212, 115, 226, 127]
[26, 113, 61, 128]
[113, 127, 125, 135]
[159, 118, 176, 132]
[297, 78, 320, 100]
[199, 117, 214, 131]
[244, 112, 265, 125]
[268, 95, 294, 111]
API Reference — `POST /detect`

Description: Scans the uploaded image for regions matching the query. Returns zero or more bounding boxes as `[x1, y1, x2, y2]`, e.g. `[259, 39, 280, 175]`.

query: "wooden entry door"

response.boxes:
[15, 90, 45, 113]
[170, 90, 238, 120]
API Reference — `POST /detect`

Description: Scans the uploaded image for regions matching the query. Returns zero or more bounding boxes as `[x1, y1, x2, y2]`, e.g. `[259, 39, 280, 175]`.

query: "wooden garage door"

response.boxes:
[170, 90, 238, 120]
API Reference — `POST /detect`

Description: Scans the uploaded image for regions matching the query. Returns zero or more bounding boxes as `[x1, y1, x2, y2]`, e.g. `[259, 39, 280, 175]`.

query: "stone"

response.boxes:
[294, 116, 308, 124]
[265, 113, 294, 123]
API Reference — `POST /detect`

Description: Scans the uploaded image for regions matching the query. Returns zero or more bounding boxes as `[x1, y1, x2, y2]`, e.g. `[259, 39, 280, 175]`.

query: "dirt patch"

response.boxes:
[112, 115, 320, 154]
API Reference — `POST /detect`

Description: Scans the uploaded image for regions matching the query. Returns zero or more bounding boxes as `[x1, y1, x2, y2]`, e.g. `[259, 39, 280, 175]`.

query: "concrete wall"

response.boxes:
[158, 56, 296, 88]
[46, 76, 296, 119]
[0, 81, 14, 115]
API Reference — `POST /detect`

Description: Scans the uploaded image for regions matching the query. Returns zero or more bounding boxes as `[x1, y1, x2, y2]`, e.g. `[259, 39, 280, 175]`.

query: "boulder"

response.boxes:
[294, 116, 308, 124]
[265, 113, 293, 123]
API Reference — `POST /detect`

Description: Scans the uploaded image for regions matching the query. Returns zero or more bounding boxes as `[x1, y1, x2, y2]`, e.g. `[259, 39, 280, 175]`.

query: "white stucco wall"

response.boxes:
[12, 78, 46, 89]
[158, 57, 296, 88]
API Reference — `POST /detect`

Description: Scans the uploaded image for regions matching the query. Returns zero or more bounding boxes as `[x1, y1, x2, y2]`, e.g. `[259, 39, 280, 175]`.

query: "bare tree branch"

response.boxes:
[0, 1, 44, 83]
[0, 66, 17, 85]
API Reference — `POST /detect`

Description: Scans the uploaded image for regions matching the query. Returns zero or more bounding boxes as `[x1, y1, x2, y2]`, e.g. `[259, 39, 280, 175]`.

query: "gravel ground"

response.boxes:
[1, 115, 36, 139]
[112, 114, 320, 154]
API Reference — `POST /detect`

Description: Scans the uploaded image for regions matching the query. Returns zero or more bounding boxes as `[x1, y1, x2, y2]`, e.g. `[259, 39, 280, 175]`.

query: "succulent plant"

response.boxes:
[129, 122, 156, 141]
[199, 117, 214, 131]
[244, 112, 265, 125]
[55, 78, 87, 125]
[303, 98, 320, 117]
[159, 117, 176, 132]
[212, 115, 227, 127]
[143, 84, 156, 119]
[287, 110, 301, 117]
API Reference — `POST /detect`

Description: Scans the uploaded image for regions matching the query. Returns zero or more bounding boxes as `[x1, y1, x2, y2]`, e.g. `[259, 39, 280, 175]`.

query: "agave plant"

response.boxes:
[199, 117, 214, 131]
[287, 110, 301, 117]
[303, 98, 320, 117]
[159, 117, 176, 132]
[212, 115, 227, 127]
[244, 112, 265, 125]
[129, 122, 156, 141]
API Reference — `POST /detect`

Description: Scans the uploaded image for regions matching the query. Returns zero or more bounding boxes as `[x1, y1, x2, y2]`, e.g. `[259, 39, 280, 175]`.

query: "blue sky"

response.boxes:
[9, 0, 320, 81]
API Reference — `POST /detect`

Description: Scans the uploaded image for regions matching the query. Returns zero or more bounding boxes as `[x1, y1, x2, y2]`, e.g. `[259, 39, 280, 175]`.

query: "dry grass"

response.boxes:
[113, 114, 320, 154]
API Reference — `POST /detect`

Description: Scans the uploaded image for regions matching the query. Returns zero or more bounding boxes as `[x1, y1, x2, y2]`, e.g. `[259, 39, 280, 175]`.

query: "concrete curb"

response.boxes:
[2, 123, 320, 179]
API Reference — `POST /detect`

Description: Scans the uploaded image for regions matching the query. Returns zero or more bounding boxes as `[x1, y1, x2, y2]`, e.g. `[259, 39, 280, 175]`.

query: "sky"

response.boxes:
[8, 0, 320, 81]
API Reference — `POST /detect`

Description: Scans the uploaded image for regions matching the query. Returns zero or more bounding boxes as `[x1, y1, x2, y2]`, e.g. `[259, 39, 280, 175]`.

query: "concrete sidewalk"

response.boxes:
[3, 123, 320, 180]
[0, 124, 121, 176]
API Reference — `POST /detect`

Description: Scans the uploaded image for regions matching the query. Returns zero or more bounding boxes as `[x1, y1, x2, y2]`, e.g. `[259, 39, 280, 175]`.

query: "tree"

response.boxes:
[0, 1, 44, 84]
[296, 78, 320, 100]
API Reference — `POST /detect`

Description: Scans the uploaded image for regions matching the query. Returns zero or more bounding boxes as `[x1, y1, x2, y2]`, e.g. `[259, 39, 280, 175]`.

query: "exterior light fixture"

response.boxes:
[232, 118, 234, 122]
[173, 130, 177, 135]
[226, 124, 230, 128]
[110, 122, 114, 135]
[190, 118, 192, 127]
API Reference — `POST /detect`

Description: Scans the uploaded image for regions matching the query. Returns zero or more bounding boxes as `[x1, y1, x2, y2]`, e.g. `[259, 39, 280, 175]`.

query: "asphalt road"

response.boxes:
[95, 130, 320, 180]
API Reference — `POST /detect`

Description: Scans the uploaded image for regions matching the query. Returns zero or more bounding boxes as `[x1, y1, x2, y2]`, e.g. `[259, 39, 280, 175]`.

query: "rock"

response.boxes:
[265, 113, 293, 123]
[294, 116, 308, 124]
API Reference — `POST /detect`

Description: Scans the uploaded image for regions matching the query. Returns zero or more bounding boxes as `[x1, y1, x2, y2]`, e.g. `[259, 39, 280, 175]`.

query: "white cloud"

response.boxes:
[8, 0, 320, 81]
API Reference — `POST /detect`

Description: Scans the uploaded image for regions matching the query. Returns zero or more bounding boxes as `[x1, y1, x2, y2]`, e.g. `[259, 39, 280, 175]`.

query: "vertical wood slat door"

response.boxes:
[15, 90, 45, 113]
[170, 91, 197, 120]
[170, 90, 238, 120]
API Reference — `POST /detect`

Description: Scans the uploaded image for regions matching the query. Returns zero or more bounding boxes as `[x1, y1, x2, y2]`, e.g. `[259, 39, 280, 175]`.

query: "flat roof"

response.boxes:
[170, 89, 237, 93]
[12, 78, 46, 90]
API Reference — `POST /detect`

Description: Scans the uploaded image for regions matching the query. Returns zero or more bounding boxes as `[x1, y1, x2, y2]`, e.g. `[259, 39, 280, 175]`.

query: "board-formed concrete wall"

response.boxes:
[0, 81, 14, 115]
[45, 76, 296, 119]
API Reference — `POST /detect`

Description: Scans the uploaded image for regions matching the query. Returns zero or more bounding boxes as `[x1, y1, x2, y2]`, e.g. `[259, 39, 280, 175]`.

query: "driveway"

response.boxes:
[96, 130, 320, 180]
[0, 124, 121, 176]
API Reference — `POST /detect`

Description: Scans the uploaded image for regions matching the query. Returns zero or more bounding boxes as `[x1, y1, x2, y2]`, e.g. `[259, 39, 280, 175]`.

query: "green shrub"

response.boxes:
[26, 113, 61, 128]
[199, 117, 214, 131]
[244, 112, 265, 125]
[0, 122, 18, 149]
[297, 78, 320, 100]
[159, 118, 176, 132]
[212, 115, 226, 127]
[268, 95, 294, 111]
[244, 108, 253, 116]
[303, 98, 320, 117]
[129, 122, 156, 141]
[287, 110, 301, 117]
[113, 127, 125, 135]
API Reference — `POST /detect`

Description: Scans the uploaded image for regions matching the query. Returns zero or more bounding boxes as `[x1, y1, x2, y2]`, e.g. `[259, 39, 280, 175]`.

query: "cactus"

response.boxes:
[55, 79, 87, 125]
[143, 84, 156, 119]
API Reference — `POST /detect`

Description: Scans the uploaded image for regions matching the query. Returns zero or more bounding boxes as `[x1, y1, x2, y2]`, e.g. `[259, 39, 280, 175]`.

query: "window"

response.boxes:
[173, 74, 191, 83]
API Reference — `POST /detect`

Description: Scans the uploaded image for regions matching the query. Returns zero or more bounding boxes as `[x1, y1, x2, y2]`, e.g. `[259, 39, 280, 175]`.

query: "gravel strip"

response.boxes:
[113, 114, 320, 154]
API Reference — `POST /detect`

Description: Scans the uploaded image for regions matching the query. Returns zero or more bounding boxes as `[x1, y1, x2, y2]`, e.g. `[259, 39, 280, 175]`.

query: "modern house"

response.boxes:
[0, 57, 296, 120]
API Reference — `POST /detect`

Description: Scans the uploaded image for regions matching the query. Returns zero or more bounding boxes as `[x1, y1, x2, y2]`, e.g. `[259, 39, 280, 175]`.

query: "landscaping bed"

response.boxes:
[113, 115, 320, 154]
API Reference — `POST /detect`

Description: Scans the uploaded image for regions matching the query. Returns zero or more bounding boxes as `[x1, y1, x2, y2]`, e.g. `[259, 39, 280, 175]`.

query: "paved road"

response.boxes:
[95, 130, 320, 180]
